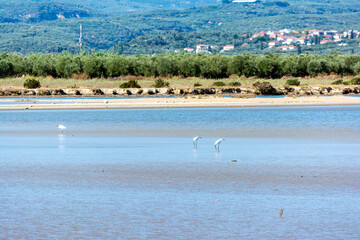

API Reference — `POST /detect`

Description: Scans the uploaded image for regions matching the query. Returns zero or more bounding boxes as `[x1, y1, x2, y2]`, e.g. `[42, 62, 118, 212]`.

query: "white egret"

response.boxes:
[214, 138, 225, 152]
[193, 136, 202, 149]
[57, 124, 66, 133]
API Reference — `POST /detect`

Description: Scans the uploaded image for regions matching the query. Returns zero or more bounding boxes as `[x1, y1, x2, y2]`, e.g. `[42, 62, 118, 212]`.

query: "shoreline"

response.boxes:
[1, 95, 359, 111]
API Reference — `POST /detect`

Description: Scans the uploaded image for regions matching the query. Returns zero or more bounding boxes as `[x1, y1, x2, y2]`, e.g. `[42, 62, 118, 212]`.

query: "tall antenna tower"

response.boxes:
[79, 24, 83, 52]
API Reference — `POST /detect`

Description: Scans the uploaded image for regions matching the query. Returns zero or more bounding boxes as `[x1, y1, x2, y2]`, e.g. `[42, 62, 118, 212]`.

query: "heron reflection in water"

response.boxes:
[57, 125, 66, 133]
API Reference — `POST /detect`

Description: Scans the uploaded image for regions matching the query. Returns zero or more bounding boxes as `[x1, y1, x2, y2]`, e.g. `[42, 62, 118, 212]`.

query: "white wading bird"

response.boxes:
[57, 125, 66, 133]
[193, 136, 202, 149]
[214, 138, 225, 152]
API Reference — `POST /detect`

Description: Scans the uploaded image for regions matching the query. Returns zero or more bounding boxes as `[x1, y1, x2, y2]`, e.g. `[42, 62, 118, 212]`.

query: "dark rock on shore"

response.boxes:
[38, 90, 51, 96]
[221, 88, 235, 94]
[52, 89, 66, 95]
[342, 88, 352, 94]
[92, 89, 104, 95]
[147, 89, 155, 95]
[2, 86, 360, 98]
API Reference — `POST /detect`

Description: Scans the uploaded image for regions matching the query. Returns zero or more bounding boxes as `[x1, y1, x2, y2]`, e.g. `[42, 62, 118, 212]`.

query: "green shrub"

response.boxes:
[194, 82, 202, 87]
[119, 80, 141, 88]
[153, 78, 169, 88]
[352, 62, 360, 75]
[229, 81, 241, 87]
[0, 59, 14, 77]
[343, 78, 360, 85]
[332, 79, 343, 85]
[286, 78, 300, 86]
[23, 78, 41, 89]
[253, 81, 281, 95]
[213, 81, 226, 87]
[349, 77, 360, 85]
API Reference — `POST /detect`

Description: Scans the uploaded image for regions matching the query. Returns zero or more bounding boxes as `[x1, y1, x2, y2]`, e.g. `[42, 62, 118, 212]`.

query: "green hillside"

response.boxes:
[0, 0, 360, 54]
[3, 0, 219, 15]
[117, 31, 360, 56]
[0, 2, 99, 23]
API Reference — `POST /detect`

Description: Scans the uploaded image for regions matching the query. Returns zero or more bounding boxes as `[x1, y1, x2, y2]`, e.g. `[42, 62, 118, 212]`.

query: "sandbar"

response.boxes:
[0, 95, 359, 111]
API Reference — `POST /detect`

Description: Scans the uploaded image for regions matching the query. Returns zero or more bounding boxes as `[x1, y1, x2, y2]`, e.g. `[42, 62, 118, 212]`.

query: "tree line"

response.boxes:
[1, 52, 360, 79]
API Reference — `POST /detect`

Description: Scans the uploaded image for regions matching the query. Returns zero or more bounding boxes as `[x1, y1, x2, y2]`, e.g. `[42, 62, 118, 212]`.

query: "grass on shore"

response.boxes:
[0, 75, 357, 90]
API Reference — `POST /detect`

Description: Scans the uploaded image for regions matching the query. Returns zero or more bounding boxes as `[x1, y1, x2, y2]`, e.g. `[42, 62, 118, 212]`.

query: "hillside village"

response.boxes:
[170, 29, 360, 54]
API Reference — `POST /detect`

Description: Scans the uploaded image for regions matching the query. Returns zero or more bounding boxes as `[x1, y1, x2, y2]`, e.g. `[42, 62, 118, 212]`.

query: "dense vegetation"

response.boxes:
[1, 52, 360, 79]
[23, 78, 41, 88]
[1, 0, 360, 54]
[0, 2, 98, 23]
[2, 0, 219, 15]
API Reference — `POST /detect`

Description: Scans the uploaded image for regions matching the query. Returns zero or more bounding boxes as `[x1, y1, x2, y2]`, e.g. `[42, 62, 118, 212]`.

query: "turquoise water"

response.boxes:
[1, 106, 360, 239]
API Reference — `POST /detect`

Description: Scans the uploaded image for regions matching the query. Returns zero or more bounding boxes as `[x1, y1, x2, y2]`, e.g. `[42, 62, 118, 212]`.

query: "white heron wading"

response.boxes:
[214, 138, 225, 152]
[57, 125, 66, 133]
[193, 136, 202, 149]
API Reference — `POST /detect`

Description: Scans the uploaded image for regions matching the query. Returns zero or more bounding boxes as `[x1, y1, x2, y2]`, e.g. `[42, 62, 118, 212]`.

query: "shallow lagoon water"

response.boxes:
[1, 106, 360, 239]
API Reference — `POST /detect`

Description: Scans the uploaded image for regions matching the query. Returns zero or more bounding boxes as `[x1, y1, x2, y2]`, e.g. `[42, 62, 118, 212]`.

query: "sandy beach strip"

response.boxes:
[0, 95, 359, 111]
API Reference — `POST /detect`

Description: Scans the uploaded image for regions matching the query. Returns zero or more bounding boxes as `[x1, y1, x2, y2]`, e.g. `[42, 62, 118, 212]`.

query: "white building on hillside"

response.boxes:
[222, 44, 235, 51]
[277, 45, 297, 51]
[184, 47, 194, 53]
[268, 41, 279, 48]
[196, 44, 211, 54]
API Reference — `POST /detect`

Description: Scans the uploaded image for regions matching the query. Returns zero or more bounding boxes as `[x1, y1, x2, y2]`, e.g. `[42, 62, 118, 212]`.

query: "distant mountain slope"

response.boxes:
[1, 0, 219, 15]
[0, 2, 99, 23]
[1, 0, 360, 54]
